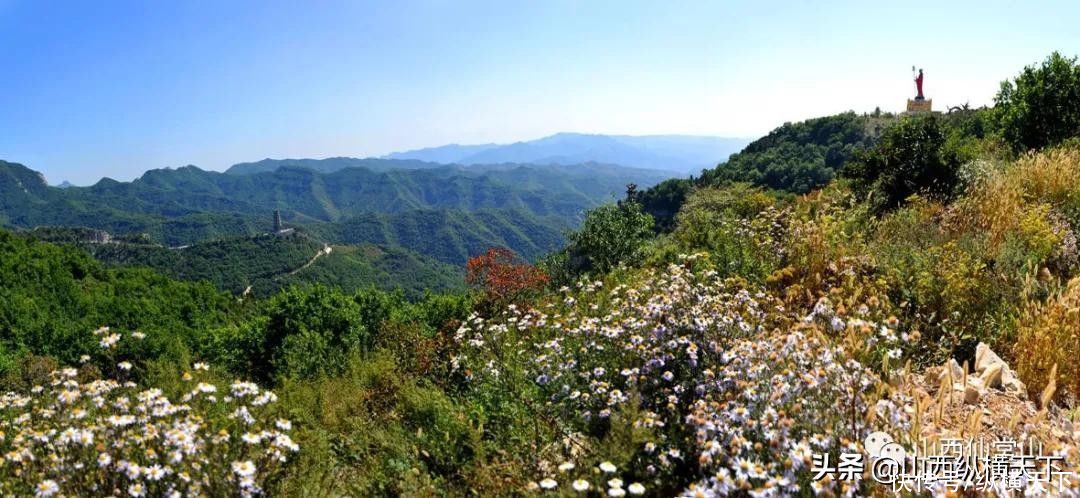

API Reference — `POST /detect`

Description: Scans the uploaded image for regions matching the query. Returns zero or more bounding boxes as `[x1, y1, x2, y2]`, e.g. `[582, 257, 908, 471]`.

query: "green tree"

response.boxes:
[565, 202, 655, 276]
[636, 178, 692, 232]
[238, 285, 368, 382]
[995, 51, 1080, 152]
[843, 115, 962, 213]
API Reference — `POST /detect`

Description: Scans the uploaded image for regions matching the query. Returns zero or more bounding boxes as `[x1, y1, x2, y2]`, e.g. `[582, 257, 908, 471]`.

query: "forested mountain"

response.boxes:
[269, 243, 464, 298]
[384, 132, 750, 173]
[0, 160, 666, 249]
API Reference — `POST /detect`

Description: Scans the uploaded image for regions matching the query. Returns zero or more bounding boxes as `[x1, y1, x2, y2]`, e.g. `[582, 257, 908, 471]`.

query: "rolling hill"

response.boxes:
[637, 112, 885, 230]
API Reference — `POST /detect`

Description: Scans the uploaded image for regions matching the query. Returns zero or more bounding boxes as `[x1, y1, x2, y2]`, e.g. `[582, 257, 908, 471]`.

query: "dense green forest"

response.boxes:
[0, 230, 239, 373]
[1, 52, 1078, 496]
[28, 227, 463, 298]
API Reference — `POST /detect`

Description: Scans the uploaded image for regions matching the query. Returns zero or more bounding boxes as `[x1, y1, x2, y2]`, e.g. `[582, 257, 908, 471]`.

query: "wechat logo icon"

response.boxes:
[865, 431, 906, 485]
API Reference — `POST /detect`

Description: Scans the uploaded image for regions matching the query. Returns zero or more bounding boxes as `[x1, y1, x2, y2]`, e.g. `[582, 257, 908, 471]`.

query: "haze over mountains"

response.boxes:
[224, 157, 443, 176]
[383, 133, 751, 174]
[45, 132, 746, 185]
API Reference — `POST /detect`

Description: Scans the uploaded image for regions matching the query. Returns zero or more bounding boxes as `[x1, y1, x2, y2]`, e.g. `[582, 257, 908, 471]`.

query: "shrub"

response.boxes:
[954, 146, 1080, 276]
[466, 247, 549, 309]
[231, 286, 368, 383]
[871, 203, 1007, 362]
[669, 185, 786, 280]
[781, 181, 872, 285]
[843, 115, 962, 213]
[565, 202, 655, 276]
[272, 352, 483, 496]
[997, 203, 1069, 274]
[557, 200, 656, 280]
[995, 51, 1080, 153]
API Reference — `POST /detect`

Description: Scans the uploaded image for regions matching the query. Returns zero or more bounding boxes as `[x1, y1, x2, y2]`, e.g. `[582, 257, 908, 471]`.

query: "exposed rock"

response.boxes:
[973, 343, 1027, 399]
[931, 344, 1028, 406]
[943, 359, 964, 382]
[980, 363, 1003, 389]
[1001, 373, 1027, 398]
[904, 353, 1078, 484]
[964, 384, 981, 404]
[974, 342, 1005, 372]
[928, 359, 967, 387]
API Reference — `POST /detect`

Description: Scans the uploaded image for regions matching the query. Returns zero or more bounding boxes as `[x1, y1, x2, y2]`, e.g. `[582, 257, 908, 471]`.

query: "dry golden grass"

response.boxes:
[1014, 276, 1080, 406]
[960, 147, 1080, 248]
[1012, 146, 1080, 204]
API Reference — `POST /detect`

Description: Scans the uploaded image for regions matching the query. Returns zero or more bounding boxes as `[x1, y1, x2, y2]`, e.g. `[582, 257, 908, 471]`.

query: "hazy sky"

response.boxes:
[1, 0, 1077, 184]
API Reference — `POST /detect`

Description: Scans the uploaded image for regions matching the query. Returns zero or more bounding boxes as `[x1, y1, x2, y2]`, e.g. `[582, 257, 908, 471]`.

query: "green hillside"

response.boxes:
[697, 111, 882, 192]
[311, 207, 569, 265]
[268, 243, 464, 299]
[29, 228, 463, 298]
[636, 110, 993, 229]
[0, 229, 238, 367]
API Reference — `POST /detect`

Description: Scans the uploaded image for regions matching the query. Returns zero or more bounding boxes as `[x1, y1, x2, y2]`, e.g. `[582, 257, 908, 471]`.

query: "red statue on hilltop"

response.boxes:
[913, 67, 925, 100]
[906, 66, 932, 113]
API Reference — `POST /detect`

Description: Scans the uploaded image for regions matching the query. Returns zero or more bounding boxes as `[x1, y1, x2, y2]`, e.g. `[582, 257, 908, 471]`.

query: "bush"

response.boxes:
[465, 247, 549, 310]
[995, 51, 1080, 153]
[781, 181, 872, 285]
[954, 146, 1080, 277]
[843, 115, 963, 213]
[232, 286, 368, 383]
[669, 184, 786, 280]
[272, 352, 482, 496]
[565, 202, 654, 277]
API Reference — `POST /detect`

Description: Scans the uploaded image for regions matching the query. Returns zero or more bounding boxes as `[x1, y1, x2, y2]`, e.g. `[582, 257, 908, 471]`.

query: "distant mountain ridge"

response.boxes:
[224, 157, 445, 176]
[0, 159, 667, 262]
[383, 132, 752, 173]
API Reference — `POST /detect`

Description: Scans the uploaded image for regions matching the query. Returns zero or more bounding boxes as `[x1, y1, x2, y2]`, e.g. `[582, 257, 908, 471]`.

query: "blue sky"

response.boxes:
[1, 0, 1077, 184]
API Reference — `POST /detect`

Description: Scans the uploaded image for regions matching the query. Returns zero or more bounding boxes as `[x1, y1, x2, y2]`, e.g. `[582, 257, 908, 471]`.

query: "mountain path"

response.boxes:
[288, 244, 332, 276]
